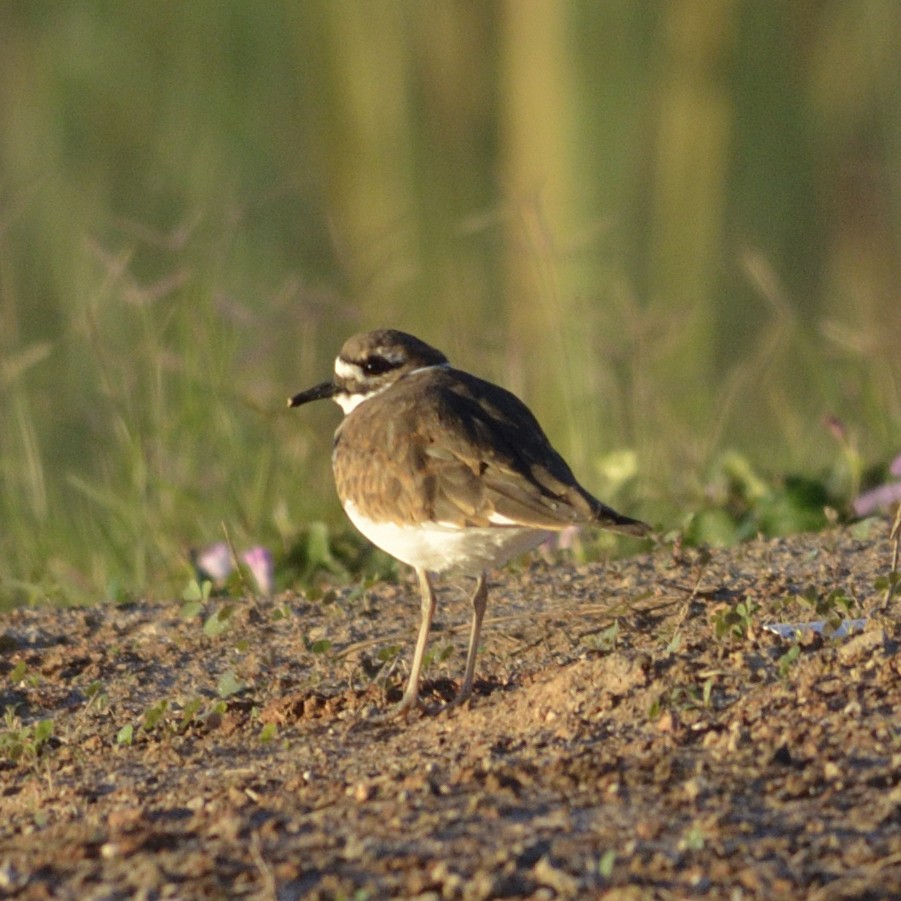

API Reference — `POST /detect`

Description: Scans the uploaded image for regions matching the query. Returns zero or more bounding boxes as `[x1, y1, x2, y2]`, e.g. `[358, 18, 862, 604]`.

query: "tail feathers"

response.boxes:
[593, 503, 651, 538]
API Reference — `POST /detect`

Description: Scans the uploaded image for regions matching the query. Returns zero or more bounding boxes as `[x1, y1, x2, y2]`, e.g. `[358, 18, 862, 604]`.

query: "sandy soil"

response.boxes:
[1, 518, 900, 900]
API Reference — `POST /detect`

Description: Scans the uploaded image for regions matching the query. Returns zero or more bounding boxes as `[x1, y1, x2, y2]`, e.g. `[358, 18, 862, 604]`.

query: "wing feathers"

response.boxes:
[333, 366, 649, 537]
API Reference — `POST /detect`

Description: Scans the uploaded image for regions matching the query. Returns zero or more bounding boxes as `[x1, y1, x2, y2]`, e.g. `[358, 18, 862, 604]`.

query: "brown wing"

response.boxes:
[333, 367, 648, 536]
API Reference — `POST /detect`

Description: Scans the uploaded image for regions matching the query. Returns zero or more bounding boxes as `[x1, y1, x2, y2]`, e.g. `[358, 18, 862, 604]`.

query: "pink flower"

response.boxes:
[890, 454, 901, 479]
[194, 543, 275, 596]
[194, 542, 232, 583]
[853, 481, 901, 517]
[242, 546, 275, 596]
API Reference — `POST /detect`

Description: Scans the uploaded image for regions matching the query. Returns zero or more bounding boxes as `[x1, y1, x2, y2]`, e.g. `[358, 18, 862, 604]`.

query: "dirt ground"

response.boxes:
[2, 518, 900, 900]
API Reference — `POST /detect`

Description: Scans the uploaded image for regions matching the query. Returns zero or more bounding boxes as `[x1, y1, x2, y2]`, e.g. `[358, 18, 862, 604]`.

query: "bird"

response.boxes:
[289, 329, 649, 716]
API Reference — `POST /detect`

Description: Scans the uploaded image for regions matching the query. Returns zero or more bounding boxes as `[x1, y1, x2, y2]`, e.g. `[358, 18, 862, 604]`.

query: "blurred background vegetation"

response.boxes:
[1, 1, 899, 607]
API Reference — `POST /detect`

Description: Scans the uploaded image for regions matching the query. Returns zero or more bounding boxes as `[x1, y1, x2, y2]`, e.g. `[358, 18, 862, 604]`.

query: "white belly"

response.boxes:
[343, 500, 549, 575]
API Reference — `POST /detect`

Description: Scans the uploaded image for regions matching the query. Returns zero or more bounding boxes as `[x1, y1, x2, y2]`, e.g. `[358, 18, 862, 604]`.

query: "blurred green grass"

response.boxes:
[1, 2, 899, 607]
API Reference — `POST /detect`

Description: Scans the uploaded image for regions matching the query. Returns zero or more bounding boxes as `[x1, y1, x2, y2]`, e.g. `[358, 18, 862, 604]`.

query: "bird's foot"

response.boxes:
[368, 692, 423, 723]
[445, 684, 474, 711]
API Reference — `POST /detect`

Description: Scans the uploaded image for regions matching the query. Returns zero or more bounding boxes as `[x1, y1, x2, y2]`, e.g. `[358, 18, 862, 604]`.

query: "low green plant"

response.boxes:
[217, 670, 246, 699]
[680, 824, 707, 852]
[142, 700, 169, 732]
[304, 635, 333, 655]
[83, 680, 109, 713]
[422, 642, 454, 674]
[797, 585, 856, 630]
[711, 599, 759, 642]
[586, 620, 620, 653]
[0, 708, 54, 763]
[118, 693, 234, 745]
[647, 676, 714, 721]
[363, 644, 404, 691]
[597, 849, 616, 879]
[281, 524, 395, 591]
[665, 629, 682, 654]
[875, 571, 900, 608]
[179, 697, 204, 730]
[701, 675, 714, 707]
[180, 578, 213, 619]
[376, 644, 402, 666]
[682, 452, 839, 548]
[8, 660, 28, 683]
[777, 644, 802, 678]
[203, 603, 236, 638]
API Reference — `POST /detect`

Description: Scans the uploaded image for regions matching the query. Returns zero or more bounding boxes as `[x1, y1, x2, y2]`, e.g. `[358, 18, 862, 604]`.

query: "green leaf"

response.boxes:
[702, 675, 714, 707]
[217, 670, 246, 699]
[203, 604, 235, 638]
[309, 638, 332, 655]
[756, 476, 830, 536]
[142, 700, 168, 731]
[32, 719, 53, 747]
[8, 660, 27, 683]
[682, 825, 706, 851]
[182, 579, 212, 602]
[376, 644, 401, 663]
[179, 697, 204, 730]
[179, 600, 203, 619]
[598, 849, 616, 879]
[116, 724, 134, 746]
[850, 518, 879, 540]
[591, 620, 620, 652]
[777, 644, 801, 678]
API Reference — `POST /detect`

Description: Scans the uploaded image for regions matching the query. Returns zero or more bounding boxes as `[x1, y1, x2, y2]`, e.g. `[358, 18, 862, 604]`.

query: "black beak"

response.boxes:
[287, 381, 339, 408]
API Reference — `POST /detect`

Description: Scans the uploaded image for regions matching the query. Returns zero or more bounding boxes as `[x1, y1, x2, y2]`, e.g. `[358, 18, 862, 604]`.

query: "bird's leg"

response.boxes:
[388, 568, 436, 718]
[452, 572, 488, 707]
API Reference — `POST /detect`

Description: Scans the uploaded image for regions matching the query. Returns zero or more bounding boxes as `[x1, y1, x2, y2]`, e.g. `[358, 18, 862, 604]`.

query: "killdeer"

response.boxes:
[289, 329, 649, 716]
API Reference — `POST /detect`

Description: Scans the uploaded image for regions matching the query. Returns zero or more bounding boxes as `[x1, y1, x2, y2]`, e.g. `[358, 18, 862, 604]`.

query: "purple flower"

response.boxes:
[853, 481, 901, 517]
[852, 451, 901, 516]
[242, 546, 275, 596]
[890, 454, 901, 479]
[194, 542, 275, 596]
[194, 542, 232, 583]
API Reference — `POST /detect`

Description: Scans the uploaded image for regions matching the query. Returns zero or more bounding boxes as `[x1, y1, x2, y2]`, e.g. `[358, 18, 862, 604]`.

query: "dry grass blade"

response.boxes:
[883, 503, 901, 608]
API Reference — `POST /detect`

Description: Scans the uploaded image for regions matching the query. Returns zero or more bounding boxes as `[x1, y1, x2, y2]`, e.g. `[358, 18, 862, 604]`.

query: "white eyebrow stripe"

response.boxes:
[334, 357, 359, 380]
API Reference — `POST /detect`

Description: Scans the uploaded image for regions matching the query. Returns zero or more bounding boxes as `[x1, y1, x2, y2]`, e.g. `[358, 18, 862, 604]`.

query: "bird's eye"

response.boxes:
[362, 355, 394, 376]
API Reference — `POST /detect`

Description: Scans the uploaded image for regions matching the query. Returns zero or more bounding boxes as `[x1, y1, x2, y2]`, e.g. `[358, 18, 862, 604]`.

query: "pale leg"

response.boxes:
[391, 568, 437, 717]
[452, 572, 488, 706]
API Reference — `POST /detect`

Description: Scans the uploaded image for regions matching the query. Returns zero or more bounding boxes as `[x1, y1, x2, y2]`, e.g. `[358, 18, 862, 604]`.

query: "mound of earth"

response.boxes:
[1, 518, 900, 899]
